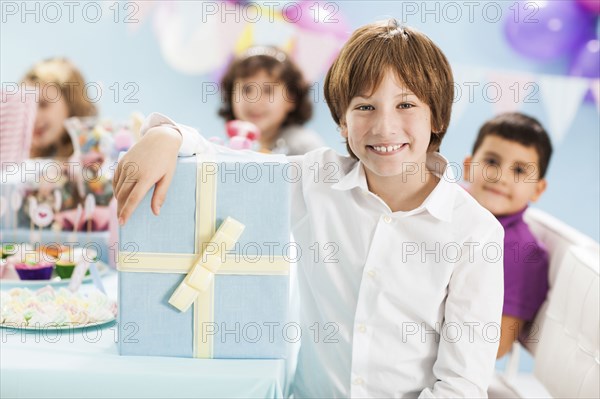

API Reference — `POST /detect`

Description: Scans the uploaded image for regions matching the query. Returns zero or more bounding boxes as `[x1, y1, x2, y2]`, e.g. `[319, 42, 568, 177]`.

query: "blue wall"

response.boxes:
[2, 1, 598, 240]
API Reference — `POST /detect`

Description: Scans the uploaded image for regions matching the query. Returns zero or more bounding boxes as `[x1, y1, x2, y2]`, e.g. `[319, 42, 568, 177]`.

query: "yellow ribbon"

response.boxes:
[117, 156, 289, 358]
[168, 216, 245, 312]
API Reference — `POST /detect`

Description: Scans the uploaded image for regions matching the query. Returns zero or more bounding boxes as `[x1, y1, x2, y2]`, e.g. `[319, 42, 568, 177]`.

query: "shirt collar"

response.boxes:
[331, 152, 456, 222]
[330, 159, 369, 192]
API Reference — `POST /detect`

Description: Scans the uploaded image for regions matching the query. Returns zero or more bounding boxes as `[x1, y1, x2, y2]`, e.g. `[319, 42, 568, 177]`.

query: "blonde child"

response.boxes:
[218, 45, 324, 155]
[23, 57, 97, 159]
[114, 20, 504, 397]
[464, 112, 551, 359]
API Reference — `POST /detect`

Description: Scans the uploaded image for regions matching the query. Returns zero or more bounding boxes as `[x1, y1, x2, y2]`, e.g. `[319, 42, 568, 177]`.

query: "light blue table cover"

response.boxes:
[0, 272, 288, 399]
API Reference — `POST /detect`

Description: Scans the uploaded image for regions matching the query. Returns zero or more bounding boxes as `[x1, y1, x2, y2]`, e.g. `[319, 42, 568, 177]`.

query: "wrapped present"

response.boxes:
[118, 152, 291, 359]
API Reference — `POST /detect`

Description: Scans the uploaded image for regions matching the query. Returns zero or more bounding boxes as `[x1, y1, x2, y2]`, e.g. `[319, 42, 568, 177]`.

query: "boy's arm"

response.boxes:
[113, 112, 215, 224]
[418, 224, 505, 398]
[497, 315, 525, 358]
[113, 112, 307, 227]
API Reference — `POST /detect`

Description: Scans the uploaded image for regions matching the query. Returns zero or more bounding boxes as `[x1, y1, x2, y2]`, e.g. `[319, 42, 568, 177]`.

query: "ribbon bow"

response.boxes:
[168, 217, 245, 312]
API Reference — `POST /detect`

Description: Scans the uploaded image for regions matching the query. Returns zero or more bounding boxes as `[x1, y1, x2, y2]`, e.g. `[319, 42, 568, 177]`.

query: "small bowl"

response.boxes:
[14, 261, 55, 280]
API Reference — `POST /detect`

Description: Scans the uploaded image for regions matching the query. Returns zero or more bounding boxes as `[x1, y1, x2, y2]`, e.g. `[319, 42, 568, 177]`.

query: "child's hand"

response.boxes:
[112, 126, 182, 225]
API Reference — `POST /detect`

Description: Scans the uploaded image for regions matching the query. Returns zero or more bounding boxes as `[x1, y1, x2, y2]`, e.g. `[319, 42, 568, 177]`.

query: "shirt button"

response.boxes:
[367, 269, 376, 278]
[353, 377, 364, 385]
[383, 215, 392, 223]
[357, 324, 367, 333]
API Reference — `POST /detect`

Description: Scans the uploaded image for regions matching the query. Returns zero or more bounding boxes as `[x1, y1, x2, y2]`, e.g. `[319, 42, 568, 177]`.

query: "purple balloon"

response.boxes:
[569, 39, 600, 78]
[577, 0, 600, 15]
[504, 1, 596, 60]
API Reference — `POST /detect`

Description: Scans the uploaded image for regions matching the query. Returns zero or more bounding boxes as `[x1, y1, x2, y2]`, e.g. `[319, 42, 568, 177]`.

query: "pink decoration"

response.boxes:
[226, 120, 261, 140]
[55, 206, 111, 232]
[0, 89, 37, 165]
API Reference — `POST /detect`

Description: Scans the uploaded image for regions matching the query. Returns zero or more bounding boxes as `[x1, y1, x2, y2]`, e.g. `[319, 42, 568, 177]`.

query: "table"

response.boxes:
[0, 272, 289, 398]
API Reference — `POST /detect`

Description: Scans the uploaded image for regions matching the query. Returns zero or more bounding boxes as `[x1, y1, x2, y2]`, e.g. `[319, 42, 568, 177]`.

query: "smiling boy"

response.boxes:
[464, 112, 552, 358]
[115, 20, 505, 398]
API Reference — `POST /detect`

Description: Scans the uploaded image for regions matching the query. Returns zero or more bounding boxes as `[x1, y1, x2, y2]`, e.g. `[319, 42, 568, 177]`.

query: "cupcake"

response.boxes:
[55, 249, 89, 279]
[40, 244, 68, 259]
[1, 244, 17, 259]
[14, 253, 55, 280]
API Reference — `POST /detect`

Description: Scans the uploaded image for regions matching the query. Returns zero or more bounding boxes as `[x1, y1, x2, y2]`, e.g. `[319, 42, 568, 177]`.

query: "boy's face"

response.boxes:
[464, 135, 547, 216]
[341, 70, 433, 179]
[232, 69, 295, 142]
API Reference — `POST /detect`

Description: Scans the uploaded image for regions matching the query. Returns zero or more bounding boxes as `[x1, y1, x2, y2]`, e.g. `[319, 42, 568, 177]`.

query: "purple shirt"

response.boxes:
[497, 207, 549, 321]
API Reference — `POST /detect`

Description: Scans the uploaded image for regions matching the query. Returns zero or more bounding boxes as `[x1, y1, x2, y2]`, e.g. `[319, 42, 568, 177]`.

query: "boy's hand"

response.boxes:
[113, 126, 182, 225]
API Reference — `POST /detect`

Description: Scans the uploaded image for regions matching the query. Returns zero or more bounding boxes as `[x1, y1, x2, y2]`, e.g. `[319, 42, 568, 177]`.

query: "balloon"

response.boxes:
[282, 1, 349, 39]
[569, 39, 600, 78]
[504, 1, 596, 60]
[577, 0, 600, 15]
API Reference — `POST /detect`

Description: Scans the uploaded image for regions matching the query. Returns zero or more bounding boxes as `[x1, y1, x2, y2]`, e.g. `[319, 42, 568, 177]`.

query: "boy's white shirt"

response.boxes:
[142, 113, 505, 399]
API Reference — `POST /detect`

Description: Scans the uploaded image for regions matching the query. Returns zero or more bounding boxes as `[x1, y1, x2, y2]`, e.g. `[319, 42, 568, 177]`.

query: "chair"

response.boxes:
[489, 208, 599, 398]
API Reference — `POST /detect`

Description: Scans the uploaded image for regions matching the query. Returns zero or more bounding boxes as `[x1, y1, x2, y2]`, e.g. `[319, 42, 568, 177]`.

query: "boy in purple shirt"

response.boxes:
[463, 112, 552, 358]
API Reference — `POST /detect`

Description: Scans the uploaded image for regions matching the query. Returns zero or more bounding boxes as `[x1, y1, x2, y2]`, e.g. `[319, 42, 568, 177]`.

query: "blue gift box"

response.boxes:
[118, 152, 291, 359]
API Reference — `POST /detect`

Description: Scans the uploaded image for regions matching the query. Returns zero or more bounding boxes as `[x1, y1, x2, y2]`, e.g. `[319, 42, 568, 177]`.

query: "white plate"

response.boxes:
[0, 318, 115, 331]
[0, 261, 109, 289]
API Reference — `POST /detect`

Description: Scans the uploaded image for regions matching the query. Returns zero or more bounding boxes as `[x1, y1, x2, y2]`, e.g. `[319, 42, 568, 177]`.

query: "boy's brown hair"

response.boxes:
[472, 112, 553, 178]
[218, 46, 312, 128]
[324, 20, 454, 158]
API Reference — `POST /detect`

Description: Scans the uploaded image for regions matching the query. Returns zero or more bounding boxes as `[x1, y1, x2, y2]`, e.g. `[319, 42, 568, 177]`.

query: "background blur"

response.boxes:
[2, 0, 598, 240]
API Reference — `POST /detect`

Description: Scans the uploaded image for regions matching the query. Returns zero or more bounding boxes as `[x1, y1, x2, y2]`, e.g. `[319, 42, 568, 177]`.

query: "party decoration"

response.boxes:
[84, 194, 96, 233]
[504, 1, 595, 60]
[0, 88, 36, 166]
[538, 75, 589, 141]
[226, 120, 260, 141]
[569, 39, 600, 78]
[130, 0, 350, 81]
[577, 0, 600, 15]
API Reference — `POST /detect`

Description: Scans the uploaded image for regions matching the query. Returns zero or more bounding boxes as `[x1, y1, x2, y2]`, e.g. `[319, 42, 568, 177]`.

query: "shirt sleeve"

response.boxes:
[418, 223, 505, 398]
[140, 112, 212, 156]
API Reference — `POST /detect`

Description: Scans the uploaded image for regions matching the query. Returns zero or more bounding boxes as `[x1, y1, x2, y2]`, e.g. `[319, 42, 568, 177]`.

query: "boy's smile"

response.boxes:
[464, 135, 547, 216]
[341, 69, 433, 180]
